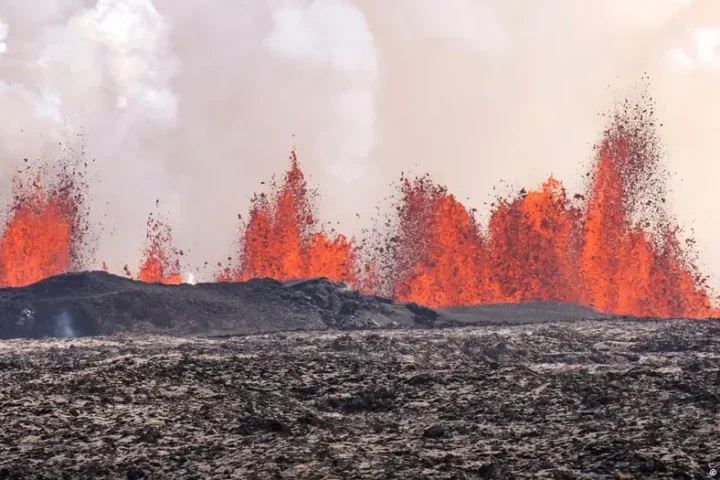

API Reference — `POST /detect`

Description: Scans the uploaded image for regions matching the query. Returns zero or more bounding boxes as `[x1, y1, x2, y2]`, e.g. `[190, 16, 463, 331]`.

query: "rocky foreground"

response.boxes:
[1, 320, 719, 479]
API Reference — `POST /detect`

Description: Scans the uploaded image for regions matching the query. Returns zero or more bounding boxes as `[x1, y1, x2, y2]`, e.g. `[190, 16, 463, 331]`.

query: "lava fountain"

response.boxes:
[0, 156, 93, 288]
[217, 150, 357, 285]
[0, 93, 715, 319]
[137, 213, 183, 285]
[578, 99, 714, 317]
[367, 95, 717, 318]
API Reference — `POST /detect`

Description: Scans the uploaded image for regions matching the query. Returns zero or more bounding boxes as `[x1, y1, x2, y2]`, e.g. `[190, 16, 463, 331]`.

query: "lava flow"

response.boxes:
[136, 213, 183, 285]
[369, 97, 717, 318]
[0, 159, 91, 288]
[217, 150, 357, 285]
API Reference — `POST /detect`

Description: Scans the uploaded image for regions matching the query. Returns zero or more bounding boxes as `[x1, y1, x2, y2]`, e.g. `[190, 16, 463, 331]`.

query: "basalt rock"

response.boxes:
[0, 271, 620, 340]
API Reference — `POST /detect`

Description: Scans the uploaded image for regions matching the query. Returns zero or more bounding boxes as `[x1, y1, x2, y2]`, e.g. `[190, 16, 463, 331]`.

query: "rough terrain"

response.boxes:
[0, 272, 614, 341]
[1, 319, 719, 479]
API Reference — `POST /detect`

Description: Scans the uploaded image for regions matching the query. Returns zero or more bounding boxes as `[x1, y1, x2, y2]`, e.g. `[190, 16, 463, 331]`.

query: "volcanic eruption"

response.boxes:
[0, 93, 716, 319]
[0, 153, 93, 288]
[136, 212, 183, 285]
[216, 150, 357, 285]
[362, 95, 717, 318]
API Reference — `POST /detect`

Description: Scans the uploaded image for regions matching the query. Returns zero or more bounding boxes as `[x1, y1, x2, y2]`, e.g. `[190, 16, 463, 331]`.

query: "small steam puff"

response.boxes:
[54, 311, 76, 338]
[183, 271, 196, 285]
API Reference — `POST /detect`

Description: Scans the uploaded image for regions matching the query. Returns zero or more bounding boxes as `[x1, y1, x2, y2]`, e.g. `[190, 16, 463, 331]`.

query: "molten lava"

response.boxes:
[217, 150, 357, 285]
[488, 177, 583, 304]
[0, 161, 90, 287]
[137, 213, 182, 285]
[369, 98, 718, 318]
[0, 94, 717, 319]
[385, 175, 496, 306]
[578, 109, 714, 317]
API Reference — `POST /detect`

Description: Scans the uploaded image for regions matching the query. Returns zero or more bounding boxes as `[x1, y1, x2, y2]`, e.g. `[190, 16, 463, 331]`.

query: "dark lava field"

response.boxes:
[0, 273, 719, 478]
[1, 319, 719, 479]
[0, 272, 614, 341]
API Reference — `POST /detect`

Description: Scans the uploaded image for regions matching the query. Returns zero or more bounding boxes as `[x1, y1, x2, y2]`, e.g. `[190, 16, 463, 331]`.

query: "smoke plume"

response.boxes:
[0, 0, 719, 288]
[53, 311, 75, 338]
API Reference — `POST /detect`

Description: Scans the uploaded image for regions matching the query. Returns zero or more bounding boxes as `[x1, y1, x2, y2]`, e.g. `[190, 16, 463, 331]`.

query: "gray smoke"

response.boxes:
[0, 0, 719, 290]
[53, 311, 75, 338]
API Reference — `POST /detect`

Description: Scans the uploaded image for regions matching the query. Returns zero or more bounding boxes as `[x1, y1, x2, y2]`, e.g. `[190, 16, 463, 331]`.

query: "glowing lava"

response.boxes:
[381, 175, 496, 306]
[0, 93, 717, 319]
[578, 104, 714, 317]
[488, 177, 583, 304]
[0, 160, 91, 288]
[137, 213, 182, 285]
[369, 97, 718, 318]
[217, 150, 357, 285]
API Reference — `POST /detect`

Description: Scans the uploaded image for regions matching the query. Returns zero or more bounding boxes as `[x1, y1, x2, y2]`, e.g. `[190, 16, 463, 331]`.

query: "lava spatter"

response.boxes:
[218, 150, 358, 285]
[364, 93, 717, 318]
[137, 213, 182, 285]
[0, 149, 95, 287]
[488, 177, 583, 304]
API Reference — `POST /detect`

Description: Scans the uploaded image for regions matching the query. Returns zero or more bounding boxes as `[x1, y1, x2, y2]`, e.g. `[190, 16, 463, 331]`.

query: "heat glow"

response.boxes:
[0, 160, 90, 288]
[216, 151, 356, 284]
[136, 213, 182, 285]
[0, 98, 716, 318]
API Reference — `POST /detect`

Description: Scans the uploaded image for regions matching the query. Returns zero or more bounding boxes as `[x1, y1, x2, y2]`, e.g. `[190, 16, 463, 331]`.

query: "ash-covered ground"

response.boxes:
[1, 320, 719, 479]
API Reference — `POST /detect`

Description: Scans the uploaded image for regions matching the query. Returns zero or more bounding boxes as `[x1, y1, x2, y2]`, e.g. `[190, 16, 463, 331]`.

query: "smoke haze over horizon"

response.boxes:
[0, 0, 719, 288]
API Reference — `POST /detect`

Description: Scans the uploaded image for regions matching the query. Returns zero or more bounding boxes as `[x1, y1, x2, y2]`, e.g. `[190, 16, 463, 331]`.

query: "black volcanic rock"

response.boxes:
[0, 271, 621, 340]
[0, 272, 451, 340]
[0, 320, 718, 478]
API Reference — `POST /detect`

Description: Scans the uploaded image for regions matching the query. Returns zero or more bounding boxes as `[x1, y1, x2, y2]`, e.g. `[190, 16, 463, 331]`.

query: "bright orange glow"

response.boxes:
[137, 214, 182, 285]
[0, 167, 87, 287]
[1, 98, 718, 319]
[218, 150, 358, 285]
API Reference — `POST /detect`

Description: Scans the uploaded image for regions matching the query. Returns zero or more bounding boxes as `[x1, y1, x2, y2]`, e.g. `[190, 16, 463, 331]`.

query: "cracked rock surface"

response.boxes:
[1, 320, 719, 479]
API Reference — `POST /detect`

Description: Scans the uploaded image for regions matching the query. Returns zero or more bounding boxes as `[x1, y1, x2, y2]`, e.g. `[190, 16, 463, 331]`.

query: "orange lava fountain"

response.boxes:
[368, 97, 718, 318]
[0, 92, 716, 319]
[383, 175, 496, 306]
[0, 158, 93, 287]
[137, 213, 182, 285]
[578, 102, 714, 317]
[217, 150, 357, 285]
[488, 177, 583, 304]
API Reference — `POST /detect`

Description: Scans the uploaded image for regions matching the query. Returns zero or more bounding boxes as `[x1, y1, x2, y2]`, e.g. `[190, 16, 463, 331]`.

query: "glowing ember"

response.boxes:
[217, 150, 358, 285]
[0, 155, 93, 287]
[137, 213, 182, 285]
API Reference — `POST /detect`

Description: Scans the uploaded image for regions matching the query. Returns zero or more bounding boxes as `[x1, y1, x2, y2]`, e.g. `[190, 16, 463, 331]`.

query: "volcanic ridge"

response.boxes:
[0, 270, 617, 341]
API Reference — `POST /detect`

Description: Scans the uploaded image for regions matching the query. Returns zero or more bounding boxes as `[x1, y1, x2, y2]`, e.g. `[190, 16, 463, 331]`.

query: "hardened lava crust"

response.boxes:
[0, 320, 719, 479]
[0, 271, 615, 341]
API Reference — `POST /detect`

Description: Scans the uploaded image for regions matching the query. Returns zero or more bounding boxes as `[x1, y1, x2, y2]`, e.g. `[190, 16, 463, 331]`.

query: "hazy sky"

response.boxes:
[0, 0, 719, 285]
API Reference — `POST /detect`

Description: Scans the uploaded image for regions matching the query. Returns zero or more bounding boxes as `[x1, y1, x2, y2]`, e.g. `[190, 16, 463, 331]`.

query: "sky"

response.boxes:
[0, 0, 719, 285]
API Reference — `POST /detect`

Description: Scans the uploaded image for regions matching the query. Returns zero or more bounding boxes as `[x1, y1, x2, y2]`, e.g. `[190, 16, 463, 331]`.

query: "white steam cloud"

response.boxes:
[264, 0, 378, 182]
[0, 0, 720, 291]
[0, 12, 8, 56]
